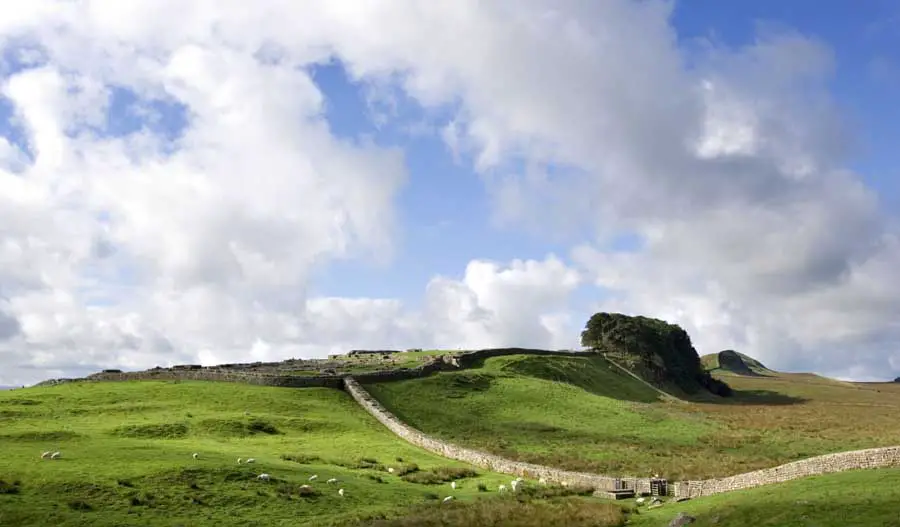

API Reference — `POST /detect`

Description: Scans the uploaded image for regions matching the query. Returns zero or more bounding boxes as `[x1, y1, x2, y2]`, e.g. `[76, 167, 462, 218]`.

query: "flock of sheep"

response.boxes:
[39, 449, 540, 505]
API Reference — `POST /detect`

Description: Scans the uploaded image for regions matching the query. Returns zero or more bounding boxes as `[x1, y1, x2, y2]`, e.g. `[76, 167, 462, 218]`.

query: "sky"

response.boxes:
[2, 1, 900, 386]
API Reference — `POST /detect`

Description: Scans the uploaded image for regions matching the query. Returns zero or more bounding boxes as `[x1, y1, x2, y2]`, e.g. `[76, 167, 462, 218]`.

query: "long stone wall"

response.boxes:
[672, 446, 900, 499]
[80, 348, 596, 389]
[344, 376, 654, 494]
[85, 369, 345, 389]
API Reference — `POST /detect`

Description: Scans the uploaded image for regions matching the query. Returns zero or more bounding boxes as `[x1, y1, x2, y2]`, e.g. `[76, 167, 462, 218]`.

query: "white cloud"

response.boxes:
[0, 1, 898, 385]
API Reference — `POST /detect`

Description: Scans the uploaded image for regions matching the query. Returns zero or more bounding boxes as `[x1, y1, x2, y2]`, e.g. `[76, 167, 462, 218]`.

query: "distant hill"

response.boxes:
[581, 312, 732, 397]
[701, 350, 775, 377]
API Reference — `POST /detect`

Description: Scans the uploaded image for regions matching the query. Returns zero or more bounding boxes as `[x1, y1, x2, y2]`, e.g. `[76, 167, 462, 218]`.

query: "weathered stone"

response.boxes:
[668, 512, 696, 526]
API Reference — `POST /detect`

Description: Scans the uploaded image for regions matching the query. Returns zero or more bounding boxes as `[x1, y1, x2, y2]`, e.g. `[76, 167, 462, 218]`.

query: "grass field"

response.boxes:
[365, 354, 900, 480]
[0, 380, 546, 526]
[629, 468, 900, 526]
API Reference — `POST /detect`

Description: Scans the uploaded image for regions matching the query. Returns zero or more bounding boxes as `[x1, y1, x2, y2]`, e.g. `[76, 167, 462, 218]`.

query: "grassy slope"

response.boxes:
[366, 354, 900, 480]
[629, 468, 900, 527]
[0, 380, 522, 527]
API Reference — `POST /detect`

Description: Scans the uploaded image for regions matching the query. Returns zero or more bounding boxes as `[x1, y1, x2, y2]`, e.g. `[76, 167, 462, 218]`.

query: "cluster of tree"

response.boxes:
[581, 312, 732, 397]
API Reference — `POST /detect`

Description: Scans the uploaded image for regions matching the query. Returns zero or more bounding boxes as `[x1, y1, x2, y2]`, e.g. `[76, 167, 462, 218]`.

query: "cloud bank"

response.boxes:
[1, 1, 898, 385]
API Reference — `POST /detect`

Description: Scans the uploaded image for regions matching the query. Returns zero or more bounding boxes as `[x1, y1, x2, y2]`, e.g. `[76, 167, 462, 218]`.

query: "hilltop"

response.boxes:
[700, 350, 775, 377]
[581, 312, 732, 397]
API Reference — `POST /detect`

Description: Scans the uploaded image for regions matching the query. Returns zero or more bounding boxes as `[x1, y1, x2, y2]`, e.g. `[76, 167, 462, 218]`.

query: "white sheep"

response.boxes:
[50, 452, 61, 460]
[636, 497, 646, 504]
[338, 488, 345, 497]
[237, 458, 243, 464]
[257, 473, 271, 481]
[442, 496, 454, 503]
[498, 484, 507, 493]
[327, 478, 338, 484]
[300, 484, 311, 490]
[510, 480, 519, 492]
[539, 477, 547, 485]
[192, 453, 199, 460]
[40, 451, 52, 459]
[450, 481, 457, 489]
[245, 458, 256, 464]
[308, 474, 318, 481]
[387, 467, 395, 474]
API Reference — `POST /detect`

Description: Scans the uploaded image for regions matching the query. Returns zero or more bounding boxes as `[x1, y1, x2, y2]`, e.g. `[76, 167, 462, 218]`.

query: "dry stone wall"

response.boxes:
[86, 369, 345, 389]
[672, 446, 900, 499]
[344, 376, 651, 493]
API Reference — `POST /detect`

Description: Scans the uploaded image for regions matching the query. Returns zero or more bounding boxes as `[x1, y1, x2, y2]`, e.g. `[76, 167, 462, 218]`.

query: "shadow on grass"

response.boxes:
[499, 356, 663, 404]
[694, 389, 807, 406]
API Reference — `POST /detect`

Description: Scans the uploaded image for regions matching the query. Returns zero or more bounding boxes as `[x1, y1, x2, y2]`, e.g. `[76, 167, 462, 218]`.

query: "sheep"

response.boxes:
[539, 477, 547, 485]
[636, 497, 646, 505]
[387, 467, 395, 474]
[300, 484, 311, 490]
[498, 484, 507, 493]
[442, 496, 454, 503]
[327, 478, 338, 484]
[192, 453, 199, 460]
[450, 481, 457, 490]
[50, 452, 61, 460]
[338, 488, 345, 497]
[245, 458, 256, 464]
[257, 473, 271, 481]
[308, 474, 318, 481]
[40, 451, 52, 459]
[510, 480, 519, 492]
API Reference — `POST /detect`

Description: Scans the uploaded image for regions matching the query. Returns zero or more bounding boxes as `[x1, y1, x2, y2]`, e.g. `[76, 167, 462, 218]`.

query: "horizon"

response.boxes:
[2, 1, 900, 386]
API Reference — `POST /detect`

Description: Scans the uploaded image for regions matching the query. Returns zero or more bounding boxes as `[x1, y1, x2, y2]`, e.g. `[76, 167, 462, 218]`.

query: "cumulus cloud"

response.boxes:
[0, 0, 897, 385]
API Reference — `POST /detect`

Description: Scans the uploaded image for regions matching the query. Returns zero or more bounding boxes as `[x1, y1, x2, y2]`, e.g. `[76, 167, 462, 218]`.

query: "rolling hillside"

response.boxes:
[0, 380, 542, 527]
[365, 353, 900, 480]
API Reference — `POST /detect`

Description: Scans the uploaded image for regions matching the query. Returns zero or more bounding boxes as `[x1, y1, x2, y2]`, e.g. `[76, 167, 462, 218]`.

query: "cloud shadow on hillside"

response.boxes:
[697, 389, 808, 406]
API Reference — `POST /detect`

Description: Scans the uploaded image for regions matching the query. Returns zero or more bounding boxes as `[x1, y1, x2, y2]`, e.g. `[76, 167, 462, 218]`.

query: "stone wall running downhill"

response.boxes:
[671, 446, 900, 499]
[344, 376, 654, 494]
[70, 348, 900, 499]
[347, 377, 900, 500]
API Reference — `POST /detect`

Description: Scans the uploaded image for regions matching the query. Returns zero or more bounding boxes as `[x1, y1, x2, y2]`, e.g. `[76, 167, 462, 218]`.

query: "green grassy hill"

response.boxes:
[700, 350, 776, 376]
[1, 380, 601, 527]
[365, 353, 900, 480]
[629, 468, 900, 527]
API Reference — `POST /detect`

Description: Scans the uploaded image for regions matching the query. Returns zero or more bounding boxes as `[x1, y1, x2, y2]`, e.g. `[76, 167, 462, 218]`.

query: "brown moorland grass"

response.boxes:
[366, 355, 900, 480]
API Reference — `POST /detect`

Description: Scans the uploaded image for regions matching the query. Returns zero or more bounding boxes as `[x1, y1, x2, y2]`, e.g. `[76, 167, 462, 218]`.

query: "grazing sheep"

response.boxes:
[338, 488, 345, 497]
[300, 484, 311, 490]
[387, 467, 395, 474]
[40, 451, 52, 459]
[237, 458, 243, 464]
[50, 452, 61, 460]
[498, 484, 507, 493]
[327, 478, 338, 484]
[257, 473, 270, 481]
[308, 474, 318, 481]
[442, 496, 454, 503]
[636, 497, 646, 505]
[510, 480, 519, 492]
[192, 453, 199, 460]
[450, 481, 457, 490]
[245, 458, 255, 464]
